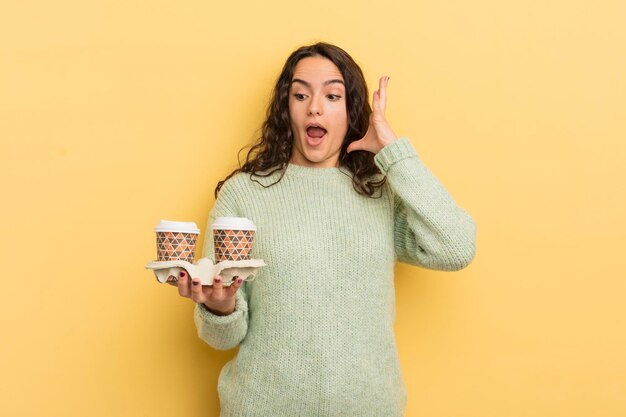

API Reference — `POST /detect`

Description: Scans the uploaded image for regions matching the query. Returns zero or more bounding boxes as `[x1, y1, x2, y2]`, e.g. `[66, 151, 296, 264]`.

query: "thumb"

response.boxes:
[346, 138, 363, 154]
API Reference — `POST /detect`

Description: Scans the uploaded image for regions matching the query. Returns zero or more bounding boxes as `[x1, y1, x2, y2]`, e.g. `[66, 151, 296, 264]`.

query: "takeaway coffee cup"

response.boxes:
[211, 217, 256, 262]
[154, 220, 200, 262]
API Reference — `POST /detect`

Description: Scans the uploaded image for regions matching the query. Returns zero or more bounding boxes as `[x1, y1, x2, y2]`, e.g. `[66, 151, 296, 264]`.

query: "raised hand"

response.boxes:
[346, 76, 398, 155]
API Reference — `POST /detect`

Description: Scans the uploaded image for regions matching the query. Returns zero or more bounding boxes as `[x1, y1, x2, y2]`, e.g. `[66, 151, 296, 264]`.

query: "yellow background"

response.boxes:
[2, 0, 625, 416]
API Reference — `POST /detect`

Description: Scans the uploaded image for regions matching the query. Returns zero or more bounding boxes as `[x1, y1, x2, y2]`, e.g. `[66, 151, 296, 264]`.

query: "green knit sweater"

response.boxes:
[194, 138, 476, 417]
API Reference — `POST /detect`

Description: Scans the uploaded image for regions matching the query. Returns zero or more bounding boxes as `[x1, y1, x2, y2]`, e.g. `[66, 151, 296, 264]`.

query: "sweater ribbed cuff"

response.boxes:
[374, 137, 418, 174]
[195, 288, 247, 324]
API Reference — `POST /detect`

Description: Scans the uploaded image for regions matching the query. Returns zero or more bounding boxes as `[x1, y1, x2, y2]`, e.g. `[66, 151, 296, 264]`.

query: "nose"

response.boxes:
[307, 95, 323, 116]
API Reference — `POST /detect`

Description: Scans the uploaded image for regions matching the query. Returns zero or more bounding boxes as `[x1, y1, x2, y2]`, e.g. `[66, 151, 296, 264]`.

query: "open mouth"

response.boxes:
[305, 124, 327, 146]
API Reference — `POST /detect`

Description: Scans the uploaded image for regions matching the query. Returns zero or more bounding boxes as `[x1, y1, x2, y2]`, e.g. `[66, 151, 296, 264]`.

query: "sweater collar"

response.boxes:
[285, 163, 352, 179]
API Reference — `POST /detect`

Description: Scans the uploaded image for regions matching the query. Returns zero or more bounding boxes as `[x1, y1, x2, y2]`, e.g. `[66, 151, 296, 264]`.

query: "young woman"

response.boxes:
[173, 42, 476, 417]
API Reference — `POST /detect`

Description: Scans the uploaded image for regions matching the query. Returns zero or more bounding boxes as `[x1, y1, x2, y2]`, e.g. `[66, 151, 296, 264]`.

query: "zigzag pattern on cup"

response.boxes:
[157, 232, 197, 262]
[214, 229, 254, 262]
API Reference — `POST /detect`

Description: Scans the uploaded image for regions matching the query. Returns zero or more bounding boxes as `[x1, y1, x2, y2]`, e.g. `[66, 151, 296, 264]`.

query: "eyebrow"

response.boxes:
[290, 78, 345, 88]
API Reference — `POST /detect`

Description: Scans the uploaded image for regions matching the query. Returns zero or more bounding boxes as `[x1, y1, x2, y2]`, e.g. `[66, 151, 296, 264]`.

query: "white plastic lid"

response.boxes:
[211, 216, 256, 231]
[154, 220, 200, 234]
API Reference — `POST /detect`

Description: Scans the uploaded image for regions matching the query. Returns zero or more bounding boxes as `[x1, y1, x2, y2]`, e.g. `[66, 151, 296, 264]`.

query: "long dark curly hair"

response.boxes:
[215, 42, 386, 199]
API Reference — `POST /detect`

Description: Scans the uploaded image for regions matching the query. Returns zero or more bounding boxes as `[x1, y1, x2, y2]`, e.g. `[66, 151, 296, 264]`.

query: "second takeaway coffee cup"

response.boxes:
[155, 220, 201, 262]
[211, 217, 256, 262]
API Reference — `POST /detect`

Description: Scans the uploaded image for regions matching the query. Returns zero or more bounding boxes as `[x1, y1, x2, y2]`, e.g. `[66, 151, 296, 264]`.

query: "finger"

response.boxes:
[190, 278, 207, 304]
[177, 270, 191, 297]
[372, 90, 383, 115]
[226, 277, 244, 297]
[379, 76, 388, 113]
[211, 275, 225, 300]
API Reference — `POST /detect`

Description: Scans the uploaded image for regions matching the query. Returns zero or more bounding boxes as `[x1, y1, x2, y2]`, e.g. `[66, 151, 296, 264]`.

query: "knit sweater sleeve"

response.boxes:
[193, 178, 250, 350]
[374, 137, 477, 271]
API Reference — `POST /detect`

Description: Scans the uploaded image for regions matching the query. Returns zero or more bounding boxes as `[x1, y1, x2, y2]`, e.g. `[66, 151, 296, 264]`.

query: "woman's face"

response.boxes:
[288, 56, 349, 168]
